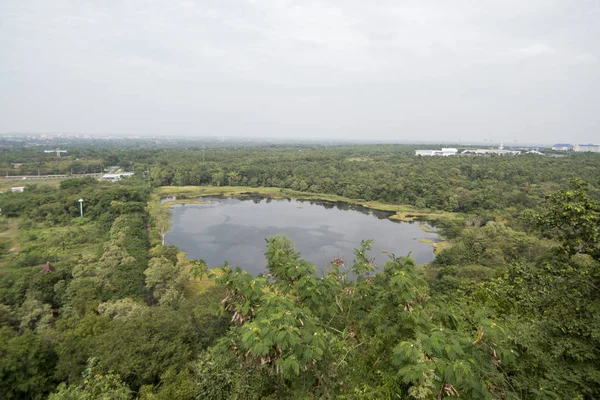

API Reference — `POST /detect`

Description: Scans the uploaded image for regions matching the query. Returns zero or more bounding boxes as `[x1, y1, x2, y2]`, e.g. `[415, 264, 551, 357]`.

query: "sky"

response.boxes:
[0, 0, 599, 144]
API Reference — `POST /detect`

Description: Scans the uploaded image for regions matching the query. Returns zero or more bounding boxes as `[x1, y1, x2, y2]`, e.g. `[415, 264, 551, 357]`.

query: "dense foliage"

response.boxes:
[5, 145, 599, 215]
[0, 145, 598, 399]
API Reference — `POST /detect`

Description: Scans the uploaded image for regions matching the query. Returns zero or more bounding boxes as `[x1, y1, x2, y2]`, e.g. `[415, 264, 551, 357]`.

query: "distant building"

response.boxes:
[462, 141, 521, 156]
[440, 148, 458, 156]
[463, 149, 521, 156]
[552, 143, 573, 151]
[524, 150, 544, 155]
[415, 148, 458, 156]
[574, 144, 600, 153]
[11, 163, 23, 169]
[101, 172, 134, 182]
[10, 186, 25, 192]
[514, 146, 541, 151]
[44, 149, 67, 157]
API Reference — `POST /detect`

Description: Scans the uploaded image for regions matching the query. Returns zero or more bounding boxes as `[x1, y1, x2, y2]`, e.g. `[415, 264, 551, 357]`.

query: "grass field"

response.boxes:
[0, 219, 20, 253]
[162, 199, 210, 207]
[0, 219, 23, 273]
[155, 185, 461, 223]
[0, 219, 104, 275]
[0, 178, 64, 192]
[420, 238, 452, 255]
[176, 252, 216, 296]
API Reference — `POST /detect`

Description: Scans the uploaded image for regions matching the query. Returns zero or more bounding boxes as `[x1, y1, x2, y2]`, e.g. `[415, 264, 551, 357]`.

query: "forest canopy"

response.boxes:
[0, 144, 598, 399]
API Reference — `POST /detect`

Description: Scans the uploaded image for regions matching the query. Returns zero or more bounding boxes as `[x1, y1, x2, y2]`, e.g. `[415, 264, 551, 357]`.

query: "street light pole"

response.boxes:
[78, 198, 84, 217]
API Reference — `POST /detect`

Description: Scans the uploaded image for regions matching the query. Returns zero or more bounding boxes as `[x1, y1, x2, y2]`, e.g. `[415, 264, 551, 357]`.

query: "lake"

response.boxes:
[165, 196, 440, 275]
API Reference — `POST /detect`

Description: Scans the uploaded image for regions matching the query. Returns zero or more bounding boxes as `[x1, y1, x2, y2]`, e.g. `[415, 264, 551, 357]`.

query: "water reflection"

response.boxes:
[165, 196, 438, 275]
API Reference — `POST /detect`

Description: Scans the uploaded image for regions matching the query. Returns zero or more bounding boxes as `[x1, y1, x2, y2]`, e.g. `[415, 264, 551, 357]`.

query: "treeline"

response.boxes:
[3, 146, 599, 216]
[100, 146, 600, 214]
[0, 148, 104, 176]
[0, 178, 148, 225]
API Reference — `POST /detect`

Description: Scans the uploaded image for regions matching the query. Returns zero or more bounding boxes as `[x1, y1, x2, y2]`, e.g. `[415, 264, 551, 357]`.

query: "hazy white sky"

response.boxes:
[1, 0, 598, 143]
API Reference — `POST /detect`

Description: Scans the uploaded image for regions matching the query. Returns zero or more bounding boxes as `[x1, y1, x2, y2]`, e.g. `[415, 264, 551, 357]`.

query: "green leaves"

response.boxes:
[0, 328, 58, 399]
[216, 236, 515, 398]
[264, 235, 315, 285]
[280, 356, 300, 378]
[218, 267, 267, 324]
[146, 202, 171, 246]
[392, 341, 422, 365]
[216, 236, 351, 394]
[48, 358, 131, 400]
[391, 329, 497, 400]
[230, 291, 327, 375]
[144, 256, 187, 307]
[351, 239, 376, 276]
[535, 179, 600, 259]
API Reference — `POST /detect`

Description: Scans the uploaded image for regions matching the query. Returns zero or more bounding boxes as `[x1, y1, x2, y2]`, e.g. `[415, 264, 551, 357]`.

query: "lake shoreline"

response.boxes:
[154, 186, 455, 258]
[155, 185, 461, 223]
[164, 195, 442, 273]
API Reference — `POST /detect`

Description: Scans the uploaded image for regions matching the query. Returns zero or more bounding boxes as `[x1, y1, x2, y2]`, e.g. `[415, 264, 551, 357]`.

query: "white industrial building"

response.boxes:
[101, 172, 134, 182]
[574, 144, 600, 153]
[552, 143, 573, 151]
[470, 149, 521, 155]
[462, 142, 521, 156]
[415, 148, 458, 156]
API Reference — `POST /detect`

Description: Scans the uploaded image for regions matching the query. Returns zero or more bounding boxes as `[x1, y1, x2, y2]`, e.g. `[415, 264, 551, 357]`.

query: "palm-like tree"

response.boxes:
[227, 171, 239, 186]
[190, 259, 207, 280]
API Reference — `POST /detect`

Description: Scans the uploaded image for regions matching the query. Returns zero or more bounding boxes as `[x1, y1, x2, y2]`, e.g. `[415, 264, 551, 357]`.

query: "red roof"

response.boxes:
[41, 262, 56, 274]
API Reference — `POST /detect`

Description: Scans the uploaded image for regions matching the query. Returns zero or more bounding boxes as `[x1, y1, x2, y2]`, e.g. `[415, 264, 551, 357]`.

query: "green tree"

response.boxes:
[18, 293, 53, 333]
[227, 171, 240, 186]
[0, 328, 58, 399]
[54, 313, 111, 383]
[148, 204, 171, 246]
[189, 259, 207, 280]
[49, 358, 131, 400]
[535, 179, 600, 259]
[90, 306, 199, 390]
[211, 171, 224, 186]
[144, 257, 187, 307]
[479, 183, 600, 398]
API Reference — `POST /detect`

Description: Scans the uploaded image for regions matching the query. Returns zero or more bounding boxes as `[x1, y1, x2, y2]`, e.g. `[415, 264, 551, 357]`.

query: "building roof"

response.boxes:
[102, 172, 134, 178]
[552, 143, 573, 147]
[474, 149, 521, 155]
[41, 262, 56, 274]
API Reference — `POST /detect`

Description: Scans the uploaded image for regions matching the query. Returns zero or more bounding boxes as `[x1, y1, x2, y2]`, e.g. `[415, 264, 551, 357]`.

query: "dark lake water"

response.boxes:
[165, 196, 439, 275]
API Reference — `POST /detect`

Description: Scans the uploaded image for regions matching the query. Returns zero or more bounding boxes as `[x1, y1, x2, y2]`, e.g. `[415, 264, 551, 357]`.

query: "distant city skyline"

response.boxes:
[1, 131, 591, 148]
[1, 1, 599, 143]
